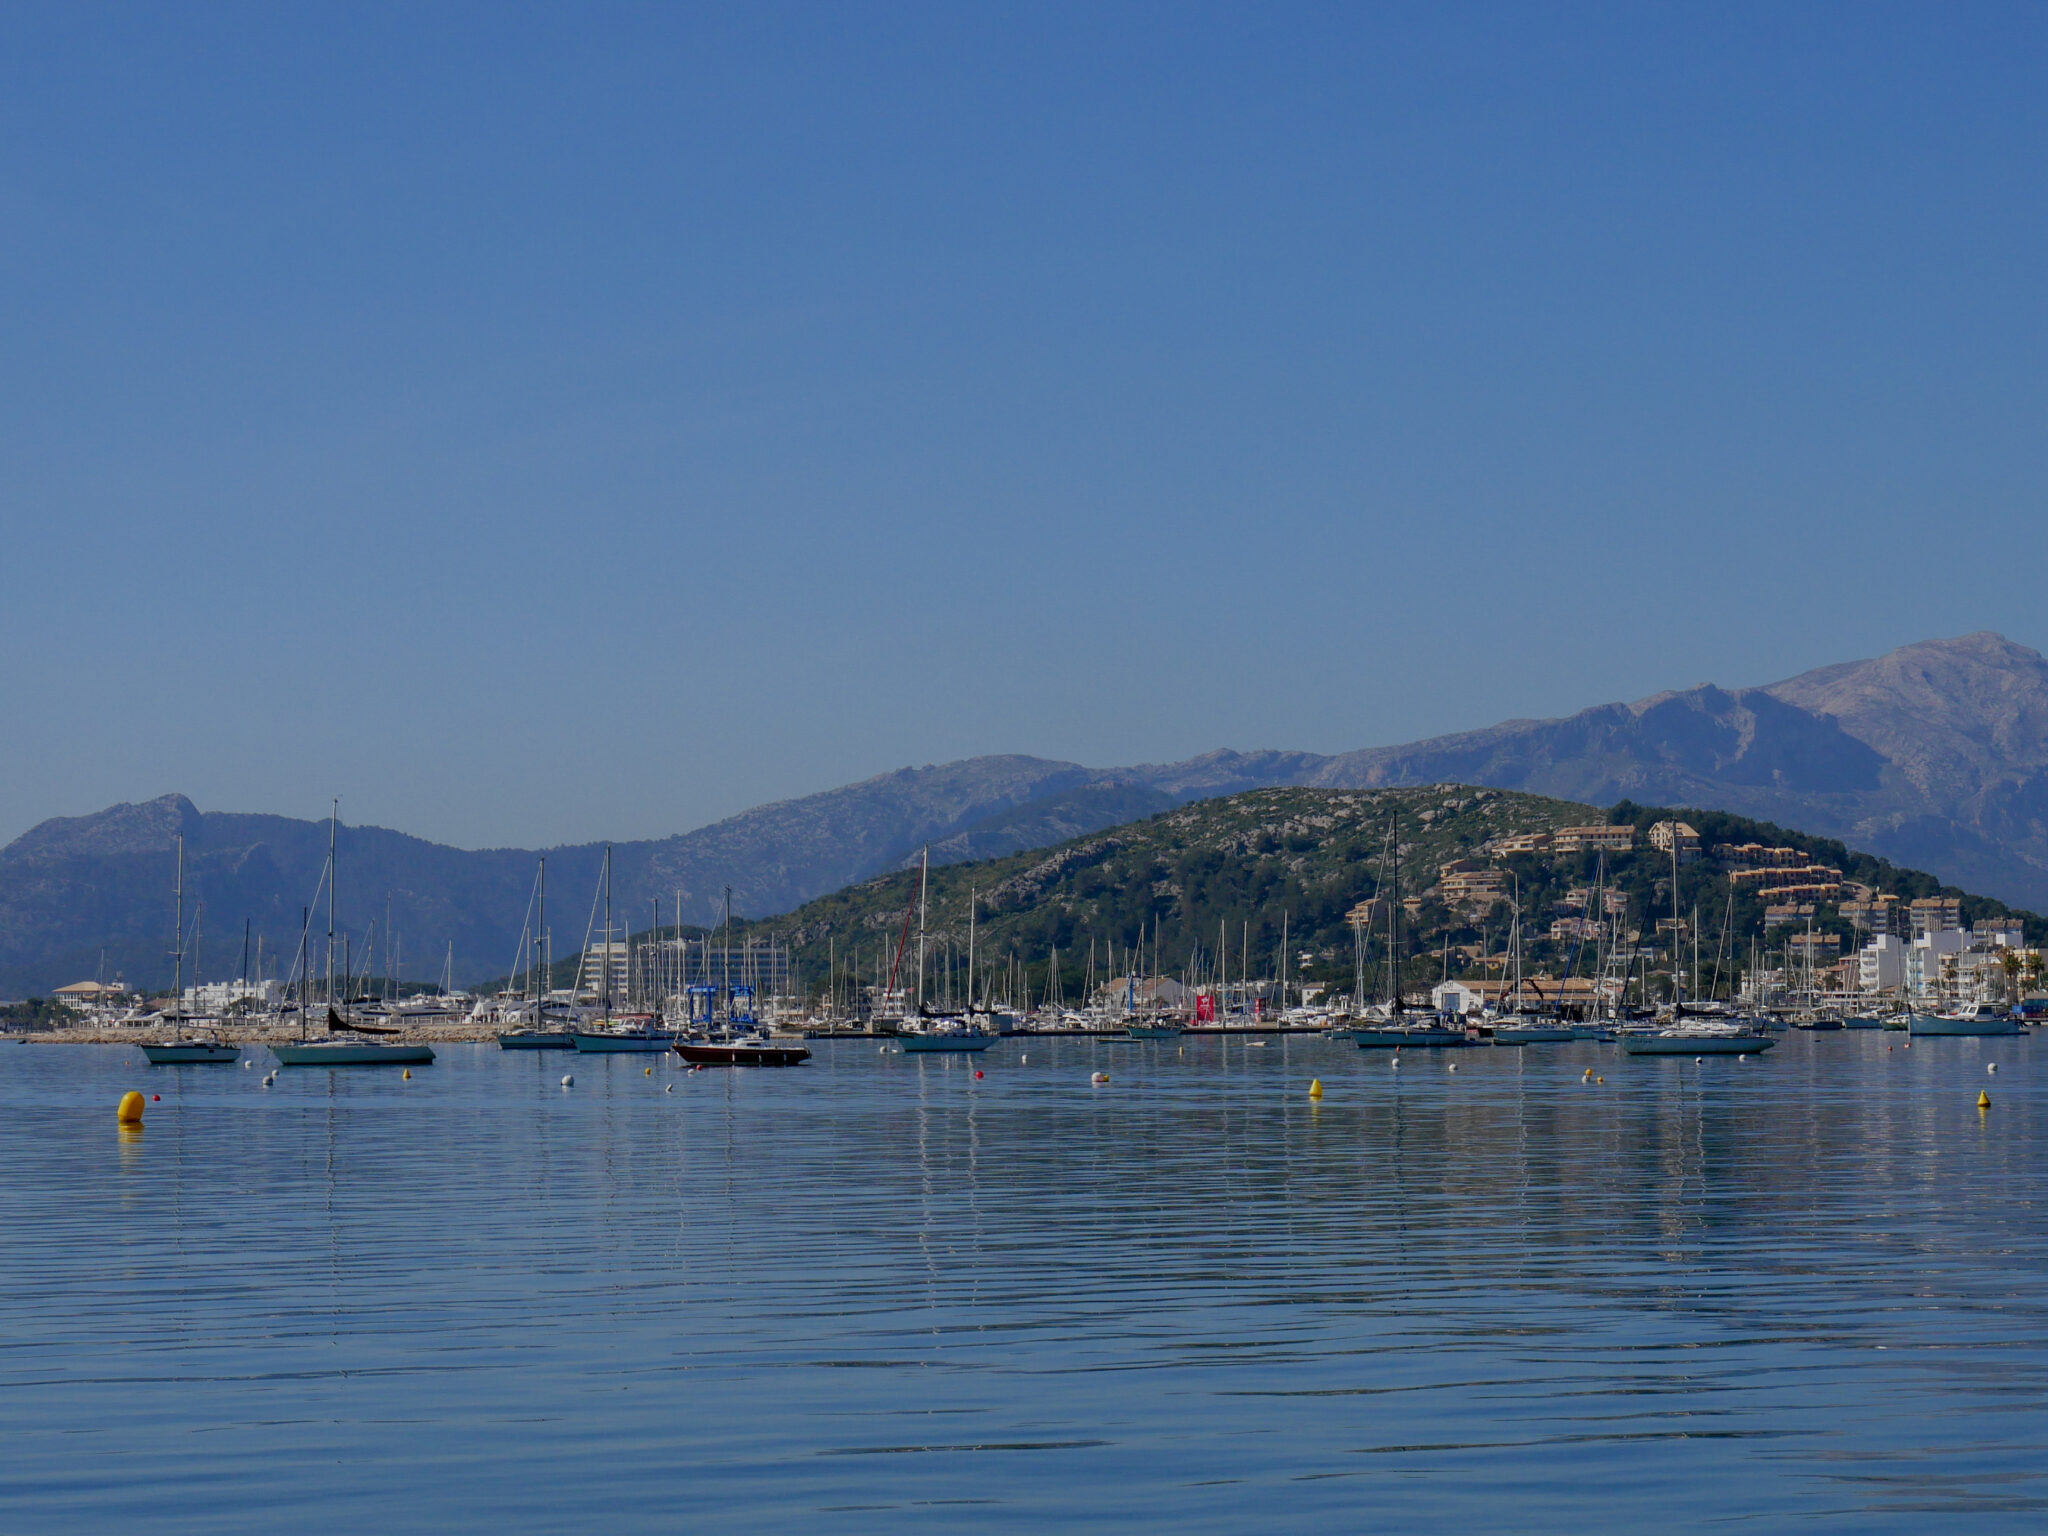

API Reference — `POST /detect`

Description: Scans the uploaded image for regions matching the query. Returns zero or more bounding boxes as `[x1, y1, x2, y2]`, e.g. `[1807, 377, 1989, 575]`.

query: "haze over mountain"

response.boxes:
[5, 633, 2045, 996]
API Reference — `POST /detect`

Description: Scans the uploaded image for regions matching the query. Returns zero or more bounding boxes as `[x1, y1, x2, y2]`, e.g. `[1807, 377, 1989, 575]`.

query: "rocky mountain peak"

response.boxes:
[3, 793, 202, 866]
[1765, 632, 2048, 796]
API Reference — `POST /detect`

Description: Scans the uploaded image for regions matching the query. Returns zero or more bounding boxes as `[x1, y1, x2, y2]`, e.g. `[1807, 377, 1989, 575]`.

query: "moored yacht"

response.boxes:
[1620, 1018, 1775, 1056]
[272, 805, 434, 1067]
[141, 837, 240, 1066]
[1488, 1014, 1577, 1044]
[498, 859, 580, 1049]
[1353, 1011, 1472, 1048]
[900, 1016, 996, 1052]
[1909, 1003, 2024, 1037]
[675, 1031, 811, 1067]
[570, 850, 673, 1052]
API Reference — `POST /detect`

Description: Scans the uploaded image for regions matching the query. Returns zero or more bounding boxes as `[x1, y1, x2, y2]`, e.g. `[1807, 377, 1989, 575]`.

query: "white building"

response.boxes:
[576, 941, 630, 1001]
[52, 980, 130, 1014]
[1905, 928, 1968, 999]
[183, 979, 284, 1013]
[1856, 934, 1907, 993]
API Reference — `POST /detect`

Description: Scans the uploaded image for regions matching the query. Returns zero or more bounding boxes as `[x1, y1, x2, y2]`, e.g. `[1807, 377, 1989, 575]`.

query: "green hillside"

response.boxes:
[640, 785, 2045, 1010]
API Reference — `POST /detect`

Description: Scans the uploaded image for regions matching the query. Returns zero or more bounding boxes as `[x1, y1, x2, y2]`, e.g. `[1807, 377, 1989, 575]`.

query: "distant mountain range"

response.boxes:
[5, 631, 2046, 996]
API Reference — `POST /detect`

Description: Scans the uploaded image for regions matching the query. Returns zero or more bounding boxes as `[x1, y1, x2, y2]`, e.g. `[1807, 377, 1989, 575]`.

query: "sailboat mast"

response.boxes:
[916, 846, 929, 1012]
[1388, 818, 1402, 1011]
[172, 833, 184, 1023]
[1670, 825, 1682, 1009]
[967, 888, 977, 1013]
[1279, 910, 1288, 1014]
[327, 800, 338, 1017]
[602, 844, 613, 1024]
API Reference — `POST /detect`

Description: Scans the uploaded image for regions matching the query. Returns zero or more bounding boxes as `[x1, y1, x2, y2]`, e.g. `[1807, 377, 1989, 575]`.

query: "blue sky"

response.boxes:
[3, 3, 2045, 848]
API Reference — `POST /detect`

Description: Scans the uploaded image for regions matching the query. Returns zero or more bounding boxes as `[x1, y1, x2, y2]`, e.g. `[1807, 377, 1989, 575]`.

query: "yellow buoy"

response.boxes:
[1308, 1078, 1323, 1099]
[645, 1066, 652, 1075]
[1596, 1076, 1605, 1084]
[402, 1068, 411, 1079]
[1979, 1090, 1992, 1109]
[117, 1091, 145, 1125]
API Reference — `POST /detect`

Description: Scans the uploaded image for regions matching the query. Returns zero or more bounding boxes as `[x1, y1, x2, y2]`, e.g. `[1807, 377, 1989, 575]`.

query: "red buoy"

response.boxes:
[974, 1070, 984, 1079]
[151, 1093, 160, 1101]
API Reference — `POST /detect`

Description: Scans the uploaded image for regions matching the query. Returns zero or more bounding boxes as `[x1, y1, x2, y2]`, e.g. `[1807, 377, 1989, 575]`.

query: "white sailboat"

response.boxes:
[274, 803, 435, 1067]
[574, 846, 671, 1052]
[500, 858, 576, 1049]
[898, 848, 993, 1053]
[1620, 828, 1773, 1057]
[1354, 818, 1469, 1048]
[141, 834, 241, 1064]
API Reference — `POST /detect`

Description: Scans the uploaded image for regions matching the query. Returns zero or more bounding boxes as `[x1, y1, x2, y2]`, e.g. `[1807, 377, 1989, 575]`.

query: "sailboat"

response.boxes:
[1489, 893, 1576, 1044]
[574, 846, 672, 1052]
[142, 834, 241, 1064]
[1354, 820, 1469, 1048]
[896, 848, 993, 1053]
[273, 803, 435, 1066]
[673, 887, 810, 1066]
[499, 858, 576, 1048]
[1620, 828, 1773, 1056]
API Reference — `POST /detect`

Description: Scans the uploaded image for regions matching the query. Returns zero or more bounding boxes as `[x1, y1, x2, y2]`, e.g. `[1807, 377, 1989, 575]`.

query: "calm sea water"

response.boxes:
[2, 1032, 2043, 1533]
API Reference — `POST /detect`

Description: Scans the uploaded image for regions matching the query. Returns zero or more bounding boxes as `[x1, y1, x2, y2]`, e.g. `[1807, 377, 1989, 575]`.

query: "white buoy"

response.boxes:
[1988, 1062, 1999, 1074]
[243, 1060, 252, 1070]
[1390, 1057, 1400, 1068]
[561, 1074, 574, 1087]
[1448, 1062, 1458, 1072]
[665, 1084, 673, 1093]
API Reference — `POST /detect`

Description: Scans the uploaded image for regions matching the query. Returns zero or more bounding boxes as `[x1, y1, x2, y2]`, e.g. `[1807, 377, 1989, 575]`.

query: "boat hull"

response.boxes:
[1354, 1030, 1471, 1049]
[1490, 1027, 1577, 1044]
[1908, 1016, 2025, 1037]
[1124, 1026, 1184, 1040]
[141, 1042, 240, 1064]
[674, 1041, 812, 1067]
[572, 1031, 673, 1052]
[1621, 1035, 1774, 1055]
[273, 1042, 436, 1066]
[498, 1032, 578, 1050]
[900, 1034, 994, 1053]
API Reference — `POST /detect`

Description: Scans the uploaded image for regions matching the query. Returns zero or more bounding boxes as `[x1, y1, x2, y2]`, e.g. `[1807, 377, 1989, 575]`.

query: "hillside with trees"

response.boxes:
[614, 786, 2044, 1012]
